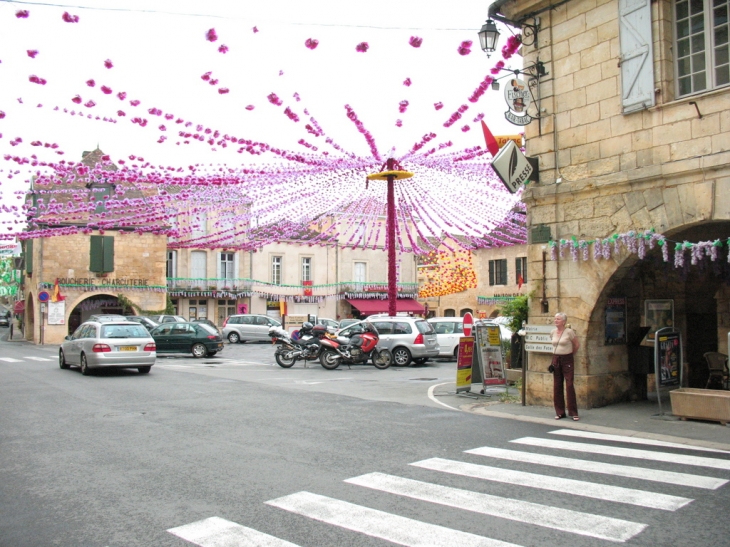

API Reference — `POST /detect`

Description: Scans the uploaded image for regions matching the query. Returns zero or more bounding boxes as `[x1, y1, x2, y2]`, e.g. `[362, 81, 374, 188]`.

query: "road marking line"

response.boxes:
[168, 516, 300, 546]
[466, 446, 727, 490]
[411, 457, 692, 511]
[345, 473, 646, 543]
[511, 437, 730, 471]
[549, 429, 730, 454]
[25, 357, 53, 361]
[267, 491, 524, 547]
[427, 382, 461, 411]
[0, 357, 23, 362]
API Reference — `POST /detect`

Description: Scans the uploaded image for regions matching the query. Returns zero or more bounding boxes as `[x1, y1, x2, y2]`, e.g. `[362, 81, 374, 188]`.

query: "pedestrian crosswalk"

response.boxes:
[0, 356, 52, 362]
[168, 429, 730, 546]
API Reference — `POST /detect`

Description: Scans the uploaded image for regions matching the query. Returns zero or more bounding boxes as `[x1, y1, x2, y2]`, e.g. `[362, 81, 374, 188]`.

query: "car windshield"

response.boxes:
[101, 324, 149, 338]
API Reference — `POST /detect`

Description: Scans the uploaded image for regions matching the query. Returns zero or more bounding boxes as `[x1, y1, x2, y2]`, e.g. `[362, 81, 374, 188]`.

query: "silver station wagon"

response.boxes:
[59, 321, 156, 375]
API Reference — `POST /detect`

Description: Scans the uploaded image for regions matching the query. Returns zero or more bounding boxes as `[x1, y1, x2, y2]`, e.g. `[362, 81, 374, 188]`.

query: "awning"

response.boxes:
[346, 298, 425, 315]
[13, 300, 25, 313]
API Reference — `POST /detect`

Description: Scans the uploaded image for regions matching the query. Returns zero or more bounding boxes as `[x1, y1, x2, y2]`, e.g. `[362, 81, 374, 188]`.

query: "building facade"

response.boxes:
[494, 0, 730, 407]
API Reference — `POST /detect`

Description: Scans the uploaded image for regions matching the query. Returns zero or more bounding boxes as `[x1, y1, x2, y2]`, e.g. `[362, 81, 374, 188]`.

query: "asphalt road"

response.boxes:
[1, 338, 729, 547]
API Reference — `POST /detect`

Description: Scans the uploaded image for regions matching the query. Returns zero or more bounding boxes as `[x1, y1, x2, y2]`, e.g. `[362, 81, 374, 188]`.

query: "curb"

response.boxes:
[462, 404, 730, 452]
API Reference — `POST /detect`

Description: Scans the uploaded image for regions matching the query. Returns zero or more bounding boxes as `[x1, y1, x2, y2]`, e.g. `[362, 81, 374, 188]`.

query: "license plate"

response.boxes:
[119, 346, 137, 351]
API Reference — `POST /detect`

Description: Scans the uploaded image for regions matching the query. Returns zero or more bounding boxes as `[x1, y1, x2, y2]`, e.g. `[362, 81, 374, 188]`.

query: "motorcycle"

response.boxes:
[318, 321, 392, 370]
[269, 323, 330, 368]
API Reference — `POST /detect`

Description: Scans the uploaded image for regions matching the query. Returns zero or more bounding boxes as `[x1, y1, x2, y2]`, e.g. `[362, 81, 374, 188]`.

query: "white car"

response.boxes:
[428, 317, 513, 360]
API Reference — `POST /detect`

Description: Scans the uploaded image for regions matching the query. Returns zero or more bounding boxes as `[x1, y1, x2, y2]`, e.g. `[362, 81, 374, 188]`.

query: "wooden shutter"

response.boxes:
[618, 0, 655, 113]
[24, 239, 33, 274]
[90, 236, 103, 272]
[102, 236, 114, 272]
[489, 260, 495, 286]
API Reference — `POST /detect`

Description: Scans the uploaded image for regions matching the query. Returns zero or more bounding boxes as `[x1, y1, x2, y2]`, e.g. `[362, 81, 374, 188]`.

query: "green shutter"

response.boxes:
[102, 236, 114, 272]
[90, 236, 104, 272]
[488, 260, 494, 286]
[25, 240, 33, 274]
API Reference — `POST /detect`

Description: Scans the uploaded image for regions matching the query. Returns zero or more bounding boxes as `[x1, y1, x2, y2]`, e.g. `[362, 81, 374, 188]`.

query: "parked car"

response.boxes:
[428, 316, 513, 360]
[338, 318, 360, 329]
[336, 316, 439, 366]
[192, 318, 221, 333]
[144, 314, 187, 324]
[150, 322, 224, 357]
[88, 314, 129, 323]
[427, 317, 466, 359]
[316, 317, 340, 329]
[0, 315, 8, 328]
[59, 321, 156, 375]
[223, 314, 282, 343]
[125, 316, 160, 332]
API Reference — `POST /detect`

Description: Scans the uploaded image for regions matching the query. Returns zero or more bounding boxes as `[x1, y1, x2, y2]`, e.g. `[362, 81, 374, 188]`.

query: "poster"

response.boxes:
[655, 330, 680, 387]
[475, 324, 506, 386]
[643, 300, 674, 343]
[605, 297, 627, 345]
[48, 301, 66, 325]
[455, 337, 474, 393]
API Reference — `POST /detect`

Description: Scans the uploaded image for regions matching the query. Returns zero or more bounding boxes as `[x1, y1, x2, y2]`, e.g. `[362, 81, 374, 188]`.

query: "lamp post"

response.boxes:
[478, 19, 500, 56]
[366, 158, 413, 317]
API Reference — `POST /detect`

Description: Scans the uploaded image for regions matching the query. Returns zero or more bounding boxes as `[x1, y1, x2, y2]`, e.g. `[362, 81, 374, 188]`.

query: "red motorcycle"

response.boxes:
[318, 322, 392, 370]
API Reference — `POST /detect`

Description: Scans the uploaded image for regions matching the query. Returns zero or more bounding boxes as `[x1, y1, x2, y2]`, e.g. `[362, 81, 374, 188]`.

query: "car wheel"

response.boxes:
[59, 350, 70, 369]
[138, 366, 151, 374]
[413, 358, 428, 365]
[227, 332, 241, 344]
[191, 343, 207, 358]
[392, 347, 412, 366]
[453, 347, 459, 360]
[80, 354, 91, 375]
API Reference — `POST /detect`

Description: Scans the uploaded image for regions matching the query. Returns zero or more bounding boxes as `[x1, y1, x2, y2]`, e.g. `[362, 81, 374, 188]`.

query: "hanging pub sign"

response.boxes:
[504, 78, 533, 126]
[491, 140, 533, 194]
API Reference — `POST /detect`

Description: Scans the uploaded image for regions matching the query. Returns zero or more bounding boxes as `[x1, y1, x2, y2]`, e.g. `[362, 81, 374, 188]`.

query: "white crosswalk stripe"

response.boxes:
[345, 472, 647, 542]
[25, 357, 53, 361]
[549, 428, 730, 454]
[411, 457, 693, 510]
[168, 516, 300, 546]
[266, 491, 525, 547]
[511, 437, 730, 471]
[169, 434, 730, 546]
[465, 446, 727, 489]
[0, 357, 23, 362]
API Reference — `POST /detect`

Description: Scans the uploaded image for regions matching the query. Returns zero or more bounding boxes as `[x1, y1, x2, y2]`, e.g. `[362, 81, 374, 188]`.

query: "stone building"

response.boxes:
[490, 0, 730, 407]
[20, 149, 167, 344]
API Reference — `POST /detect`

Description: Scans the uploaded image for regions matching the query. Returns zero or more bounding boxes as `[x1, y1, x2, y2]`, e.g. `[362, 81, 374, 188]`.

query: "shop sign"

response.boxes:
[491, 140, 533, 194]
[504, 78, 533, 126]
[48, 301, 66, 325]
[455, 337, 474, 393]
[655, 329, 681, 387]
[475, 324, 505, 386]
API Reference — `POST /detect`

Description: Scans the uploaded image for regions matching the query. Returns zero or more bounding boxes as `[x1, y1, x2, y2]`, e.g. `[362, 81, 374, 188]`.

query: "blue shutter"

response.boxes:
[619, 0, 655, 113]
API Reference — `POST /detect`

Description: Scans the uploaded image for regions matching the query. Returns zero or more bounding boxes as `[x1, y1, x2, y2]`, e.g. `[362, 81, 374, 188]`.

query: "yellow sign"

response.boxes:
[456, 337, 475, 392]
[487, 325, 501, 346]
[495, 135, 523, 148]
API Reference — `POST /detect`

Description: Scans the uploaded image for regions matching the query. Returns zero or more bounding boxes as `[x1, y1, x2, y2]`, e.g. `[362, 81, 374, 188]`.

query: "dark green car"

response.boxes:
[150, 322, 224, 358]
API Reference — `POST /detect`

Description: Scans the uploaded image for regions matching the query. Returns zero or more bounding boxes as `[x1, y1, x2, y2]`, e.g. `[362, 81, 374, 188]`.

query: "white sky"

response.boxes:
[0, 0, 523, 235]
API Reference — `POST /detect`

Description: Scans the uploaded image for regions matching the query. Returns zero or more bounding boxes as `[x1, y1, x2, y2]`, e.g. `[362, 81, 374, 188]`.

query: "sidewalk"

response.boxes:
[459, 389, 730, 452]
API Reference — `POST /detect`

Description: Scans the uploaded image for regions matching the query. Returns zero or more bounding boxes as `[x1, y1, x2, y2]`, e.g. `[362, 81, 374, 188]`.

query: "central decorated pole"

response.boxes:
[367, 159, 413, 317]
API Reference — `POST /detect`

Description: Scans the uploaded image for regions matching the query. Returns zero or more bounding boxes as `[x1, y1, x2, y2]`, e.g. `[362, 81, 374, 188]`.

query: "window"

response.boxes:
[91, 184, 113, 214]
[354, 262, 367, 283]
[90, 235, 114, 273]
[355, 223, 366, 244]
[488, 259, 507, 286]
[192, 211, 207, 238]
[220, 252, 235, 281]
[444, 309, 456, 317]
[217, 299, 236, 325]
[190, 251, 207, 280]
[167, 250, 177, 278]
[301, 257, 312, 282]
[515, 257, 528, 284]
[272, 256, 282, 285]
[675, 0, 730, 96]
[460, 308, 473, 317]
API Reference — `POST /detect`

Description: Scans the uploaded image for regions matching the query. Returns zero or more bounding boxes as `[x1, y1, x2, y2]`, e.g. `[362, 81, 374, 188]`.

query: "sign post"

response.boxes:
[523, 324, 554, 353]
[463, 312, 474, 337]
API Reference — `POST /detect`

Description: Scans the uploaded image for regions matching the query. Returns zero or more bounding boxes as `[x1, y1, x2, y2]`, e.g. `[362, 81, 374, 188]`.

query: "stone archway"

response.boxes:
[583, 221, 730, 405]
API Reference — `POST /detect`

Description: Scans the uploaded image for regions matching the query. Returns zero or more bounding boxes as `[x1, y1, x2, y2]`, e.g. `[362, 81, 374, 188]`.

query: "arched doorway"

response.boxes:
[586, 221, 730, 401]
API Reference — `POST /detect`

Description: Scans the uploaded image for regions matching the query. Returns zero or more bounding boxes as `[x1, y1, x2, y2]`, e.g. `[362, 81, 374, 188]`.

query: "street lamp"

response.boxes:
[478, 19, 500, 57]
